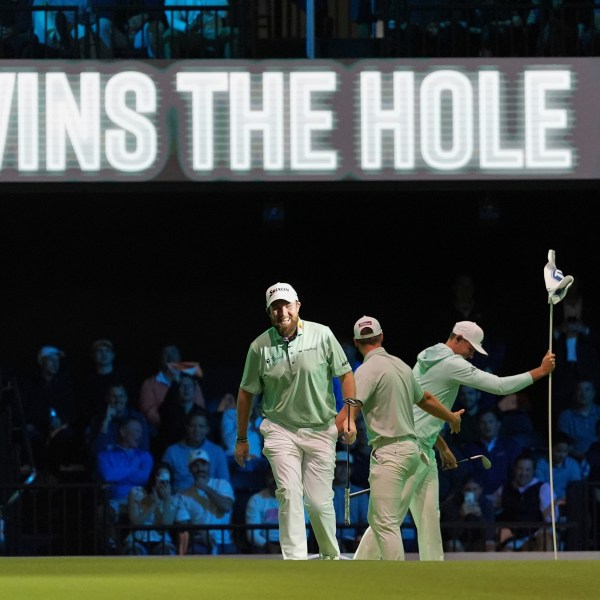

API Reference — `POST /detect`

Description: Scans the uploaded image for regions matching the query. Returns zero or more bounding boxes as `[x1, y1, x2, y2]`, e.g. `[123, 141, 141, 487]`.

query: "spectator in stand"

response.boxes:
[332, 449, 369, 553]
[497, 391, 543, 451]
[441, 385, 488, 448]
[535, 431, 581, 510]
[19, 345, 79, 480]
[138, 344, 205, 436]
[586, 419, 600, 483]
[586, 418, 600, 547]
[32, 0, 96, 58]
[95, 415, 153, 549]
[77, 338, 139, 442]
[155, 372, 206, 458]
[123, 462, 186, 555]
[177, 448, 236, 555]
[552, 298, 600, 414]
[557, 380, 600, 476]
[163, 0, 232, 58]
[86, 383, 150, 460]
[462, 407, 523, 508]
[497, 452, 554, 551]
[245, 466, 281, 554]
[440, 474, 496, 552]
[91, 0, 167, 58]
[161, 409, 230, 493]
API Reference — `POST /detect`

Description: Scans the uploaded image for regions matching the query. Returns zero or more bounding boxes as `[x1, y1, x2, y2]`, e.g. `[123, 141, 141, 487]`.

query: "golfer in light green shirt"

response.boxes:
[235, 282, 357, 560]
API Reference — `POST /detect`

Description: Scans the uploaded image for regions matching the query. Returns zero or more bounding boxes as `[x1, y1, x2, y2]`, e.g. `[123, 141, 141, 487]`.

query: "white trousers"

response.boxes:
[260, 418, 340, 560]
[353, 444, 444, 560]
[354, 439, 421, 560]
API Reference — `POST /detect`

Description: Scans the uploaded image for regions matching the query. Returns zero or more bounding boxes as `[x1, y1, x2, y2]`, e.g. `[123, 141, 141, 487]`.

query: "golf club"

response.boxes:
[342, 398, 363, 524]
[442, 454, 492, 470]
[349, 454, 492, 498]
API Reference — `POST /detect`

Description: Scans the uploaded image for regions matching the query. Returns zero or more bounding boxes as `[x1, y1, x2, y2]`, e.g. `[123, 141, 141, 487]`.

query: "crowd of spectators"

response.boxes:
[3, 263, 600, 555]
[2, 257, 600, 557]
[2, 1, 600, 59]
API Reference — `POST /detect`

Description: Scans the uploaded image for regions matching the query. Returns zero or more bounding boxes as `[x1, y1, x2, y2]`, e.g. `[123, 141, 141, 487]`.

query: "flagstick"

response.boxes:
[548, 300, 558, 560]
[544, 248, 574, 560]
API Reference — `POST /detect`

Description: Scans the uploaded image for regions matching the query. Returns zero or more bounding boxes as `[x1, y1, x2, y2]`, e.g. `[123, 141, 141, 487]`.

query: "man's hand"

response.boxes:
[449, 409, 464, 434]
[541, 350, 556, 375]
[439, 446, 457, 470]
[234, 440, 249, 468]
[340, 418, 357, 445]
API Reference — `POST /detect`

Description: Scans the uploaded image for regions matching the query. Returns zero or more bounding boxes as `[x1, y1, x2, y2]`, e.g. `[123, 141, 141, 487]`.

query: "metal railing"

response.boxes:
[1, 479, 598, 556]
[2, 1, 599, 59]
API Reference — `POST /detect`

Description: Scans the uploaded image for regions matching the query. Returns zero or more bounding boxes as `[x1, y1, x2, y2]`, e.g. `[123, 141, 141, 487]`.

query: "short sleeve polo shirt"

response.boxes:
[240, 319, 352, 431]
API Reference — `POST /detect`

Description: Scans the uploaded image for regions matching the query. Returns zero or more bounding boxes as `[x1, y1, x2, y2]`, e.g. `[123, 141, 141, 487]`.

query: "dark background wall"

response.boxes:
[0, 183, 596, 409]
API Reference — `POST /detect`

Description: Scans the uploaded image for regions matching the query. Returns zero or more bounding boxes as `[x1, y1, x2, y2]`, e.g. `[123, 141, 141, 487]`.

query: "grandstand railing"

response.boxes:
[1, 479, 598, 556]
[2, 1, 599, 59]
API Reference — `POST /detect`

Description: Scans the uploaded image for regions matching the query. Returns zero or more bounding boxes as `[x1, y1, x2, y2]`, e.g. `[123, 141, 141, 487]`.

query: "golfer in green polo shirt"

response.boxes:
[235, 282, 357, 560]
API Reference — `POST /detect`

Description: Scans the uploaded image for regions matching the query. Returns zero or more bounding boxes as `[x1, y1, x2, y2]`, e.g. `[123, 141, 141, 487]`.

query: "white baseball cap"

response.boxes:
[266, 282, 298, 308]
[188, 448, 211, 466]
[453, 321, 488, 355]
[353, 316, 382, 340]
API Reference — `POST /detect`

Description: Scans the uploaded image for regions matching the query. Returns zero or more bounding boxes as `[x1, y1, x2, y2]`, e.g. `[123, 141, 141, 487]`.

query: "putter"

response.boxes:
[443, 454, 492, 470]
[342, 398, 363, 525]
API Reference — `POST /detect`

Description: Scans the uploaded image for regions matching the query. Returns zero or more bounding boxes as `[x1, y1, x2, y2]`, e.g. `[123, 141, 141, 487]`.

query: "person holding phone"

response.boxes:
[124, 462, 187, 555]
[440, 475, 496, 552]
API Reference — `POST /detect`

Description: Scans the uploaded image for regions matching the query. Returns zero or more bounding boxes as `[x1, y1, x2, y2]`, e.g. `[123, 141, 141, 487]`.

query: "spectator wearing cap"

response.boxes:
[76, 338, 139, 440]
[161, 409, 230, 492]
[18, 345, 79, 479]
[177, 448, 236, 555]
[331, 448, 369, 553]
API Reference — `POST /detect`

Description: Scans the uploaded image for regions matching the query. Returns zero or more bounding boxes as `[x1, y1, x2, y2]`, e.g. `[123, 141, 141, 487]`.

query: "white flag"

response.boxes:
[544, 249, 574, 305]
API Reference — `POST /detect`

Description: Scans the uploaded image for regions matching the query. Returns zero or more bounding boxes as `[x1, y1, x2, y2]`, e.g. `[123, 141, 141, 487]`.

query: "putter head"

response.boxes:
[343, 398, 363, 407]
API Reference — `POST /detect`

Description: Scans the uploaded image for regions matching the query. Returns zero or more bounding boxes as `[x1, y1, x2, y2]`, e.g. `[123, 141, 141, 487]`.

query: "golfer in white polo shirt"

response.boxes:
[235, 282, 357, 560]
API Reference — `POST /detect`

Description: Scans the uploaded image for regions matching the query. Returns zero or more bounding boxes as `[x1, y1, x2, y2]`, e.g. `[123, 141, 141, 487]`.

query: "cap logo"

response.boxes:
[269, 286, 290, 297]
[359, 320, 373, 328]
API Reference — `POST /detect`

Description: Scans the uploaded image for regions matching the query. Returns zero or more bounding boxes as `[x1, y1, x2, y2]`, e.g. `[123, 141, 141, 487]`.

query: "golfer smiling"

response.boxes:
[235, 282, 357, 560]
[353, 320, 556, 560]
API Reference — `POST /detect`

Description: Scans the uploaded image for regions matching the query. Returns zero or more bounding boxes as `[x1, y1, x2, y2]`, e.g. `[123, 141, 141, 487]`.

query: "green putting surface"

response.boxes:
[0, 556, 597, 600]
